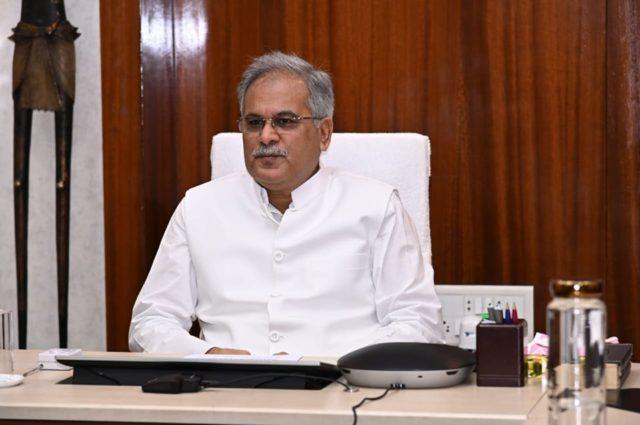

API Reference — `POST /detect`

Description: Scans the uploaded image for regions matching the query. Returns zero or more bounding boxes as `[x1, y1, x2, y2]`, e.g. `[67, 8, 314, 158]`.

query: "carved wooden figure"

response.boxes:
[10, 0, 79, 348]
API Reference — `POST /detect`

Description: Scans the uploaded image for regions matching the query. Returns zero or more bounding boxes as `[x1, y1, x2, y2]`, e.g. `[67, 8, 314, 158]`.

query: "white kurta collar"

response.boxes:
[252, 164, 330, 213]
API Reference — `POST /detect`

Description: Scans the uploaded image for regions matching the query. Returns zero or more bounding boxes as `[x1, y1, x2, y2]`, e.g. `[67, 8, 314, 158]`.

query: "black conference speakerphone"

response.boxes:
[56, 355, 342, 390]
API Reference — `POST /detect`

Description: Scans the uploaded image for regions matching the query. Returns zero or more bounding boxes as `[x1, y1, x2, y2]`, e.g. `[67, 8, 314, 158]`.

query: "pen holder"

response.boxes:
[476, 321, 526, 387]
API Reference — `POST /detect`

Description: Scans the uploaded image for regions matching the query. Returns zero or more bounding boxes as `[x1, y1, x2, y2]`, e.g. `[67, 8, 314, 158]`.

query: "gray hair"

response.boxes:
[237, 52, 334, 124]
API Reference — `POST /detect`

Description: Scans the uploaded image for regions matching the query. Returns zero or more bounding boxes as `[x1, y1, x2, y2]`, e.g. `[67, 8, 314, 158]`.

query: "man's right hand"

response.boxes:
[206, 347, 251, 355]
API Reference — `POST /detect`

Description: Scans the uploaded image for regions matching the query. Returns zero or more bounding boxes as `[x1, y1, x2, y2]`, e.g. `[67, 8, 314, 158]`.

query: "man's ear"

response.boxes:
[318, 118, 333, 151]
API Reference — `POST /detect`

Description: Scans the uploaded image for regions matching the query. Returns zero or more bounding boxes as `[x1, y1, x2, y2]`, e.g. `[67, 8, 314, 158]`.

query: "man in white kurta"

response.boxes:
[129, 52, 444, 356]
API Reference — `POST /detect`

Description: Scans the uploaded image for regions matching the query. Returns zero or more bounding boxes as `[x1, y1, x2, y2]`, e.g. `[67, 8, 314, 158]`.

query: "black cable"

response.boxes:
[351, 386, 401, 425]
[201, 372, 353, 391]
[252, 375, 287, 388]
[88, 368, 122, 385]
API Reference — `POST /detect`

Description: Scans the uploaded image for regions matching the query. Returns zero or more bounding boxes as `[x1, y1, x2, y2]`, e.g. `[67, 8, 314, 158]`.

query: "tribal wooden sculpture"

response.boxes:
[10, 0, 79, 348]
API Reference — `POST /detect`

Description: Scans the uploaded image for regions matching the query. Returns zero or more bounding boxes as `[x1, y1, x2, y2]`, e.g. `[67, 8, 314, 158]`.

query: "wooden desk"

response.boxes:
[0, 351, 638, 425]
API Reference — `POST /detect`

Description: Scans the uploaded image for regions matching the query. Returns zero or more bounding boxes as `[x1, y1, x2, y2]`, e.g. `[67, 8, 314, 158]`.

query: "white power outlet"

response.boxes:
[435, 284, 535, 347]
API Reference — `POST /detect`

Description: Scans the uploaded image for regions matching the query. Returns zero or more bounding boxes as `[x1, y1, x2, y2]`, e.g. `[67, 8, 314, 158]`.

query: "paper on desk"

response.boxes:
[525, 333, 621, 356]
[185, 353, 302, 362]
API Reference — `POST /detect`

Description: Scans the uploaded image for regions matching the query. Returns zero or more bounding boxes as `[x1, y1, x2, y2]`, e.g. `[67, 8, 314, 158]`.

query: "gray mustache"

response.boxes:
[252, 144, 289, 158]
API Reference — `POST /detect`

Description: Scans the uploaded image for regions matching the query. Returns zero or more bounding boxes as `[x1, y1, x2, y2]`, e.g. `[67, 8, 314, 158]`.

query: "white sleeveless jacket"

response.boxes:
[129, 167, 444, 356]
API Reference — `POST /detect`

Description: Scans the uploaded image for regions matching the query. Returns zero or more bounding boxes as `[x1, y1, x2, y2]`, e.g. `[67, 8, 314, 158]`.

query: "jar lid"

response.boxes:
[550, 279, 603, 298]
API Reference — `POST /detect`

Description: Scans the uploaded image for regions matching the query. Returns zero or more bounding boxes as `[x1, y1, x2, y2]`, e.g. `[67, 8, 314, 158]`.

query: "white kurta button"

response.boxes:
[270, 331, 280, 342]
[270, 292, 282, 298]
[273, 251, 285, 262]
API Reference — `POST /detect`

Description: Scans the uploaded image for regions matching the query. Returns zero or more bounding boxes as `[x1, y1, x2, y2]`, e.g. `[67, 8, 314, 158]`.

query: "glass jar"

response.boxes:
[547, 279, 606, 425]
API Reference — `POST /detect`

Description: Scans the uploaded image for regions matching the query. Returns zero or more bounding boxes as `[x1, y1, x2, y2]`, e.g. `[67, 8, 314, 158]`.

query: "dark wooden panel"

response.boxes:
[427, 0, 607, 336]
[140, 0, 180, 270]
[100, 0, 144, 351]
[173, 0, 214, 193]
[606, 0, 640, 358]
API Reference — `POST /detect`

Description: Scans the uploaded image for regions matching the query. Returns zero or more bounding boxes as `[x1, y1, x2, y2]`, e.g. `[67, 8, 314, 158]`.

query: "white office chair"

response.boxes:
[210, 132, 432, 262]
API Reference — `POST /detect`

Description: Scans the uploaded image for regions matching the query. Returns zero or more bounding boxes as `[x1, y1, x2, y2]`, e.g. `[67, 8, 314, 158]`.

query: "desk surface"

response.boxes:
[0, 350, 638, 425]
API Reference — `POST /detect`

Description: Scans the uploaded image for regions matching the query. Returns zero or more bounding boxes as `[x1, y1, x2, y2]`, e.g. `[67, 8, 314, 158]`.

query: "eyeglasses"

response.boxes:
[237, 113, 323, 134]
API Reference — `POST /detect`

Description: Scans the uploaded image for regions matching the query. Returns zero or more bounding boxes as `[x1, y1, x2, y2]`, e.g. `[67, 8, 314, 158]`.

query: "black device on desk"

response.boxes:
[56, 355, 342, 390]
[337, 342, 475, 388]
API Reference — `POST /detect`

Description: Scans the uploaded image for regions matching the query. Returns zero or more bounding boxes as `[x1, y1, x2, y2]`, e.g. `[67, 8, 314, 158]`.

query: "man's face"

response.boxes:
[241, 72, 333, 193]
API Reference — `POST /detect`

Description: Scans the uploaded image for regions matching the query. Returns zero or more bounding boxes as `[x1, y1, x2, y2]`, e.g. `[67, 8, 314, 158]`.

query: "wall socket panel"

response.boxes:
[434, 284, 535, 346]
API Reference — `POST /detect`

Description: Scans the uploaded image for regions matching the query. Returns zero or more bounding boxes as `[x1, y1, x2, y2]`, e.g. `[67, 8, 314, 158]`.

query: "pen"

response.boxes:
[512, 304, 519, 324]
[504, 302, 512, 324]
[487, 302, 495, 323]
[494, 301, 503, 324]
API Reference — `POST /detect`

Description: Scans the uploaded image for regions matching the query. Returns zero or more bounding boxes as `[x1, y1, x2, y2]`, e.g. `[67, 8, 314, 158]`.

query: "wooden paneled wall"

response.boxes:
[100, 0, 143, 351]
[606, 0, 640, 354]
[101, 0, 640, 358]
